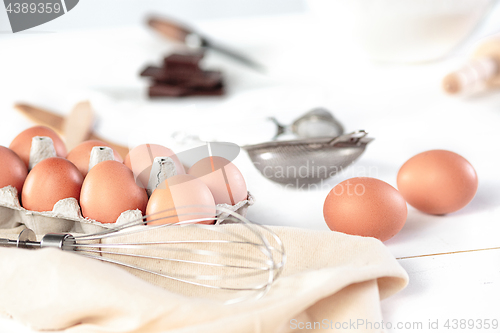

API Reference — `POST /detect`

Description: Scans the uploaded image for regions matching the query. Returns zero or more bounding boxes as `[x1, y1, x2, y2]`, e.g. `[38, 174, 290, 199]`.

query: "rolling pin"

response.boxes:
[443, 35, 500, 95]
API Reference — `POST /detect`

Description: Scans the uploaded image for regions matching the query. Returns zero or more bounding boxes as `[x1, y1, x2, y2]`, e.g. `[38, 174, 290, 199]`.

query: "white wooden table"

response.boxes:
[0, 11, 499, 332]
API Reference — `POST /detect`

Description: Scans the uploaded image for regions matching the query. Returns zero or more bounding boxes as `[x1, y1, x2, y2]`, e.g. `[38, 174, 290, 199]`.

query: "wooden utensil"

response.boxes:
[63, 101, 95, 152]
[443, 35, 500, 95]
[15, 103, 129, 158]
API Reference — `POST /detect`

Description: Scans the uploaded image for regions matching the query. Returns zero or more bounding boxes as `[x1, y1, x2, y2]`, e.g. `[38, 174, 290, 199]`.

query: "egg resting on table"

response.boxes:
[397, 149, 478, 215]
[323, 177, 407, 242]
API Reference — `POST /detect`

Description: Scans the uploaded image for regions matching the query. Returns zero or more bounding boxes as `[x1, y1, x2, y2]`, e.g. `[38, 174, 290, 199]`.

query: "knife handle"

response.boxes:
[147, 16, 191, 43]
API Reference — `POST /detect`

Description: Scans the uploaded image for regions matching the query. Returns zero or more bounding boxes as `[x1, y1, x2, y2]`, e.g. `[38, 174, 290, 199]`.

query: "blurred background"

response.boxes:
[1, 0, 500, 331]
[0, 0, 305, 31]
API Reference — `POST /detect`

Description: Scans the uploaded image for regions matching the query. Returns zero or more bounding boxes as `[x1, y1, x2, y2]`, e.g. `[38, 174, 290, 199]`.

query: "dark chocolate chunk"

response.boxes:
[141, 65, 197, 82]
[188, 89, 225, 96]
[148, 84, 190, 97]
[187, 85, 225, 96]
[149, 83, 224, 98]
[143, 66, 223, 89]
[140, 66, 169, 81]
[164, 53, 204, 72]
[160, 70, 223, 88]
[182, 71, 223, 88]
[142, 51, 225, 98]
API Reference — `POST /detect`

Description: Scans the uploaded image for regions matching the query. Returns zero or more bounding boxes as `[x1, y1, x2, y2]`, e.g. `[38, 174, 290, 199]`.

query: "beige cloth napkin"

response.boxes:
[0, 226, 408, 333]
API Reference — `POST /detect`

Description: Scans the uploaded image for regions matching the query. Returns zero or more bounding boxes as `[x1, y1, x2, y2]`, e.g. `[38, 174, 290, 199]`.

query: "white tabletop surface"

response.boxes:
[1, 10, 500, 332]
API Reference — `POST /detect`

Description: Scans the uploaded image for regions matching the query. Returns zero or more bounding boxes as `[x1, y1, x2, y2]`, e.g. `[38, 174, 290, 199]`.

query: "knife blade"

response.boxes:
[147, 16, 266, 73]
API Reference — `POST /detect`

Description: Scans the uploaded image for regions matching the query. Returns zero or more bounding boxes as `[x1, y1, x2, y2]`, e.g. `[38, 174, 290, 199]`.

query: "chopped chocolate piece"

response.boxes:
[181, 71, 223, 88]
[141, 65, 196, 82]
[140, 66, 169, 81]
[143, 66, 223, 89]
[141, 51, 225, 98]
[164, 53, 204, 72]
[166, 66, 203, 78]
[187, 85, 225, 96]
[148, 84, 189, 97]
[149, 83, 224, 98]
[159, 70, 223, 89]
[159, 69, 204, 83]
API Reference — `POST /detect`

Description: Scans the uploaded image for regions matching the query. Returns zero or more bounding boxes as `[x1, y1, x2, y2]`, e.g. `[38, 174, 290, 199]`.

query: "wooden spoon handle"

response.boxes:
[63, 101, 95, 152]
[14, 103, 65, 134]
[14, 102, 129, 159]
[88, 132, 129, 159]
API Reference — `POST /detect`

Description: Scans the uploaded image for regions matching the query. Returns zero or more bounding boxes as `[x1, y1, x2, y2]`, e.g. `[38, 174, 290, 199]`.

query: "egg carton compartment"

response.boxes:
[0, 186, 254, 235]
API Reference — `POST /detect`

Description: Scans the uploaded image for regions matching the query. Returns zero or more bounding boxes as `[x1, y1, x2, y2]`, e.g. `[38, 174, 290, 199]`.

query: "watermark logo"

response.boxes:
[3, 0, 79, 33]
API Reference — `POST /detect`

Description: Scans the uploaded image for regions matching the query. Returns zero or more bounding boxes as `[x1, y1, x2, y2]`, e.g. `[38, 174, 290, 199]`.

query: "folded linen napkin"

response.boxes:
[0, 225, 408, 333]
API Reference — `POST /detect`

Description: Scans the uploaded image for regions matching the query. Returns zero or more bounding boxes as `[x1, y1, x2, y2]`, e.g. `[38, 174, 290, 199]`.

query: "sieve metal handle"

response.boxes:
[328, 130, 368, 146]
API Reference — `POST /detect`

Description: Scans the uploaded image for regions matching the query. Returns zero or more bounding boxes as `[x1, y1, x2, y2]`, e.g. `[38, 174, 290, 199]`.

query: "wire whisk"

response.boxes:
[0, 206, 286, 304]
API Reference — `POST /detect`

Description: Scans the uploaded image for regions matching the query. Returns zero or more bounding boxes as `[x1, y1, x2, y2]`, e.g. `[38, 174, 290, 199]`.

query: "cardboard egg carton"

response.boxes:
[0, 186, 254, 235]
[0, 138, 254, 234]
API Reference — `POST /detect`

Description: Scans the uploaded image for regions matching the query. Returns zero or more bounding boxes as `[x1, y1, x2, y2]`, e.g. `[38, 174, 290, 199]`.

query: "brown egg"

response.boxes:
[81, 160, 148, 223]
[10, 126, 67, 168]
[323, 177, 407, 242]
[67, 140, 124, 177]
[397, 150, 478, 215]
[22, 157, 83, 212]
[124, 144, 185, 188]
[146, 174, 216, 225]
[188, 156, 247, 205]
[0, 146, 28, 196]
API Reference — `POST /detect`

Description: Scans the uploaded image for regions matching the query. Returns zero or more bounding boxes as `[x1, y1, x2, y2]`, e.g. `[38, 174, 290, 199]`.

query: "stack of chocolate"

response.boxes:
[140, 52, 225, 97]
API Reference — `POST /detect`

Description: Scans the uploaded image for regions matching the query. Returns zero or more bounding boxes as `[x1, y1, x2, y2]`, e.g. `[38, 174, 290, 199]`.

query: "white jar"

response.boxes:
[307, 0, 498, 63]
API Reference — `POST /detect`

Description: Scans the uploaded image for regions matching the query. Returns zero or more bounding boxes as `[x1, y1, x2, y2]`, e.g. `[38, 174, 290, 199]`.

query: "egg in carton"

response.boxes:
[0, 136, 253, 235]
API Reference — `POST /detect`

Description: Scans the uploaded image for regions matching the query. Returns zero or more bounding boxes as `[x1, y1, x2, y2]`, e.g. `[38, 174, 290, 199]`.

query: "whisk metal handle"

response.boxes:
[0, 229, 75, 251]
[0, 228, 39, 249]
[0, 238, 21, 247]
[41, 233, 76, 251]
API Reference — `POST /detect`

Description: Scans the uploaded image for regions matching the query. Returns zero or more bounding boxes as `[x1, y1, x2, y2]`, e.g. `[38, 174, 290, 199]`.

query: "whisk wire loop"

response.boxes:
[72, 206, 285, 303]
[0, 206, 285, 303]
